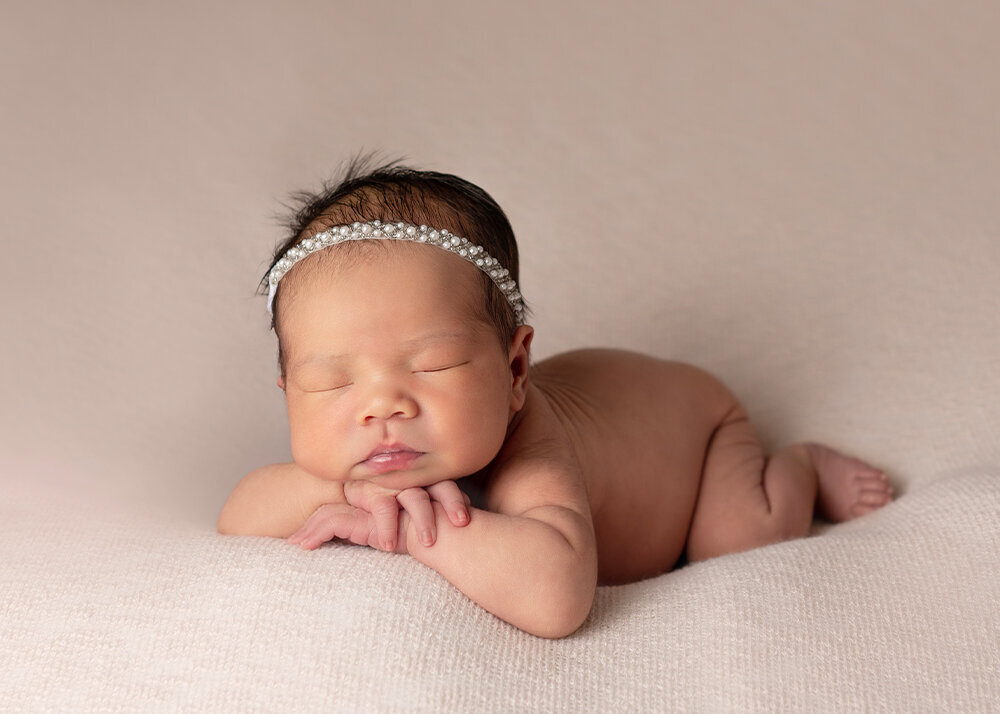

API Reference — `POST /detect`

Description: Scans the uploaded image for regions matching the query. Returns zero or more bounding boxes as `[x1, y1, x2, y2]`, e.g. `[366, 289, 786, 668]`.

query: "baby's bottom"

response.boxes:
[684, 404, 894, 563]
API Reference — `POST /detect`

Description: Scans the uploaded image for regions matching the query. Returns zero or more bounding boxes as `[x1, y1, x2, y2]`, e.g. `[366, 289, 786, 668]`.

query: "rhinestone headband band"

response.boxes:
[266, 220, 524, 323]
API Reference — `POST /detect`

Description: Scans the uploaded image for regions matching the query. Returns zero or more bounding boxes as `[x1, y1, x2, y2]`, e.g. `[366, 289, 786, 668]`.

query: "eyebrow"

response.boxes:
[289, 329, 474, 372]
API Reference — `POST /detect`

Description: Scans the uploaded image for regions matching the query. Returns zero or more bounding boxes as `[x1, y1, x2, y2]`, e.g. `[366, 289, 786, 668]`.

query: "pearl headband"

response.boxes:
[266, 220, 524, 323]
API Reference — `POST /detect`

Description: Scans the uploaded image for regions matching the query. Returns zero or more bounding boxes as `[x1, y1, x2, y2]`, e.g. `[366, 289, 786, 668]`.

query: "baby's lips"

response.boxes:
[361, 450, 423, 475]
[363, 440, 420, 462]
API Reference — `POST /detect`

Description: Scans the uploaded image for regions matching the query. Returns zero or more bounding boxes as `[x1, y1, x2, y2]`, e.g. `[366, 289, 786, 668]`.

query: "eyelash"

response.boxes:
[305, 382, 352, 393]
[416, 361, 469, 374]
[303, 361, 469, 391]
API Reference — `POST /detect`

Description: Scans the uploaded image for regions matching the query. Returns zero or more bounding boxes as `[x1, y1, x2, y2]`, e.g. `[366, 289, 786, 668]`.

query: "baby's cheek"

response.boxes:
[447, 406, 508, 474]
[289, 421, 343, 480]
[289, 434, 323, 477]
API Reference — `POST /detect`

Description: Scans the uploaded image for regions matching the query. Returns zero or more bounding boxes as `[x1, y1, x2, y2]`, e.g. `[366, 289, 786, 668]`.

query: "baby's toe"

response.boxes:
[850, 502, 878, 517]
[855, 466, 886, 483]
[848, 487, 893, 519]
[858, 489, 891, 506]
[856, 469, 892, 493]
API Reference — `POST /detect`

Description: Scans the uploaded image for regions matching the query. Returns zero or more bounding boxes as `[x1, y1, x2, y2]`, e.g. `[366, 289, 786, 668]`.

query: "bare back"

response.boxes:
[495, 349, 737, 584]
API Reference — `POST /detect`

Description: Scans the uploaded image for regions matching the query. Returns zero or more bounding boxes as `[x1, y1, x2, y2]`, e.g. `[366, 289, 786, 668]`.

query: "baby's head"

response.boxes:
[260, 156, 533, 487]
[263, 157, 527, 374]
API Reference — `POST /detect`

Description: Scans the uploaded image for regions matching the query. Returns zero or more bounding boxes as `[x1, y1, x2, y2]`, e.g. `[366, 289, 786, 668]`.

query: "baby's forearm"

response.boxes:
[403, 502, 597, 639]
[217, 462, 345, 538]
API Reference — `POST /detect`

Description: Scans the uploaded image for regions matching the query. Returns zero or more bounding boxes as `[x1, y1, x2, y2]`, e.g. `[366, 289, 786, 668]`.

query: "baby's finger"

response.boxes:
[396, 488, 436, 546]
[342, 479, 381, 511]
[289, 519, 328, 550]
[290, 507, 335, 549]
[290, 504, 362, 550]
[367, 492, 401, 552]
[426, 481, 471, 527]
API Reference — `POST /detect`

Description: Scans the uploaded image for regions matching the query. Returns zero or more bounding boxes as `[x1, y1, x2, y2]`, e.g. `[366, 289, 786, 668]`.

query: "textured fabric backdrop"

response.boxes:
[2, 1, 998, 711]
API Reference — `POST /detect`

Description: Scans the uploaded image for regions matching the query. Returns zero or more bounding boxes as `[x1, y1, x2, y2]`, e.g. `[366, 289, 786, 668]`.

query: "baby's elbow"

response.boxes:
[216, 488, 262, 536]
[523, 554, 597, 639]
[215, 467, 279, 537]
[534, 598, 593, 639]
[216, 503, 242, 535]
[524, 582, 595, 639]
[216, 498, 271, 537]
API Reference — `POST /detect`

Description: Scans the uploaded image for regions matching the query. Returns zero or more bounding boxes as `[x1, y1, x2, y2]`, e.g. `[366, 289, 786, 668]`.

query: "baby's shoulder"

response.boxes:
[480, 383, 587, 510]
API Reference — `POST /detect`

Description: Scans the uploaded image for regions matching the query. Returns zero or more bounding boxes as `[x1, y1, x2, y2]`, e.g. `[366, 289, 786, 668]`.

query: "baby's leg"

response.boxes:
[684, 404, 894, 563]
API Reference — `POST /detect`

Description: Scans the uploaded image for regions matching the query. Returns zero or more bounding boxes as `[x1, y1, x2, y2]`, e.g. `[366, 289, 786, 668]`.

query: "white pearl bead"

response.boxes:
[268, 220, 524, 324]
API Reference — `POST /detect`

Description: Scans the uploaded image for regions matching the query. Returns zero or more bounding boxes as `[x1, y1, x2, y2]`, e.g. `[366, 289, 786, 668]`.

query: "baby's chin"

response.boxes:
[331, 448, 498, 491]
[350, 466, 457, 491]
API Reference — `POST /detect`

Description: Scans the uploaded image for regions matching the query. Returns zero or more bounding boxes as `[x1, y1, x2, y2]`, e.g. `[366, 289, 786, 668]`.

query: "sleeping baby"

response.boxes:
[217, 157, 894, 638]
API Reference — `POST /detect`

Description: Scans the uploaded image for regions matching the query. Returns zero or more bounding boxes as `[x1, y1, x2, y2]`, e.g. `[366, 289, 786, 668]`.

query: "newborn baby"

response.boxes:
[218, 158, 893, 638]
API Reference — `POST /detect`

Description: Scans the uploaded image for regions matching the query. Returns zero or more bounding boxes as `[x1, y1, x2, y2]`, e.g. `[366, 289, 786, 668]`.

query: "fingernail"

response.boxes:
[456, 509, 469, 525]
[384, 539, 395, 551]
[420, 529, 434, 546]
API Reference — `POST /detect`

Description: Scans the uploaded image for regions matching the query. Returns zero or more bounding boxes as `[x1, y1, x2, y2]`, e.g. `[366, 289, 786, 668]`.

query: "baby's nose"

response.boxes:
[359, 387, 418, 425]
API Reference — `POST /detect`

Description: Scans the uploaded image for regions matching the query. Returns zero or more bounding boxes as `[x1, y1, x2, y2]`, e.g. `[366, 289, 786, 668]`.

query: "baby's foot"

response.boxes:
[806, 444, 894, 523]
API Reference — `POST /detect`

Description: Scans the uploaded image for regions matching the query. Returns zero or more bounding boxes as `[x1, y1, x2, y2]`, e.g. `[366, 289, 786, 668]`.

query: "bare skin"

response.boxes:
[521, 351, 894, 582]
[218, 239, 894, 636]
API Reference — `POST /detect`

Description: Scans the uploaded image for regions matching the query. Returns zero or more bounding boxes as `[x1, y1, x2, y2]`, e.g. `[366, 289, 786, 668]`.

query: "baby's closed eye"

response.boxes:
[414, 360, 470, 374]
[298, 374, 353, 392]
[303, 383, 352, 393]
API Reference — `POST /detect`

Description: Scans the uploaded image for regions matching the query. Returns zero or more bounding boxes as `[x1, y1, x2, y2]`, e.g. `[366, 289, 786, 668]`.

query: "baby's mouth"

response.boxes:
[362, 444, 425, 474]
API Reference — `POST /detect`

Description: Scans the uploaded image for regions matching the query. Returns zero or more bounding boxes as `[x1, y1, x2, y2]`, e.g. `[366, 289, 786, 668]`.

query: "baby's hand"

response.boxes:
[346, 480, 471, 551]
[287, 480, 470, 552]
[287, 502, 380, 551]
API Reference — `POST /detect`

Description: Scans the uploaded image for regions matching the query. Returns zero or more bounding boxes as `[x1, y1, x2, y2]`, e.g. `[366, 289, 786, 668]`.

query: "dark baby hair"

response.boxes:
[260, 152, 527, 375]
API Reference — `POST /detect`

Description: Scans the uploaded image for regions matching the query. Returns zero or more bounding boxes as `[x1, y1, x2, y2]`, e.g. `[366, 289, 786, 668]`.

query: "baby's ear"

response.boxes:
[508, 325, 533, 411]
